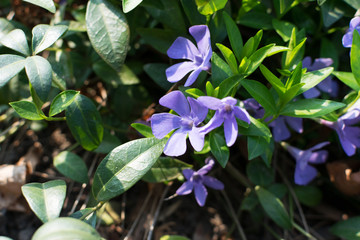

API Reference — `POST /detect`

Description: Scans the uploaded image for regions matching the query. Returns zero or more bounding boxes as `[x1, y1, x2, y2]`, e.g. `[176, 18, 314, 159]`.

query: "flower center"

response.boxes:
[192, 173, 203, 183]
[195, 55, 203, 65]
[181, 118, 194, 130]
[224, 104, 233, 113]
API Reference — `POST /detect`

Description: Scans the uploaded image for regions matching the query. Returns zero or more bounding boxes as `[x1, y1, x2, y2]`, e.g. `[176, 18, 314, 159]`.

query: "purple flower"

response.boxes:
[151, 91, 208, 156]
[197, 96, 251, 147]
[285, 142, 329, 185]
[302, 57, 338, 98]
[342, 16, 360, 48]
[269, 116, 303, 142]
[242, 98, 265, 119]
[320, 101, 360, 156]
[176, 158, 224, 206]
[166, 25, 212, 87]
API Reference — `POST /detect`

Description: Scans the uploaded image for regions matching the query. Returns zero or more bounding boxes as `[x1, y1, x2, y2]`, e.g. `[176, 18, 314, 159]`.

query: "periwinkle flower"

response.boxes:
[242, 98, 265, 119]
[269, 116, 303, 142]
[342, 16, 360, 48]
[302, 57, 338, 98]
[197, 96, 251, 147]
[151, 91, 208, 156]
[166, 25, 212, 87]
[284, 142, 329, 185]
[320, 101, 360, 156]
[176, 158, 224, 206]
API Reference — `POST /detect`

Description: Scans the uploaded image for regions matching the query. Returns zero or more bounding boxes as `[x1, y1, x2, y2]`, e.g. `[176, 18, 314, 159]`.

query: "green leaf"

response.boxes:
[255, 186, 292, 229]
[223, 11, 243, 62]
[94, 129, 122, 154]
[144, 63, 173, 90]
[21, 180, 66, 223]
[331, 216, 360, 240]
[216, 43, 238, 74]
[160, 236, 190, 240]
[211, 52, 232, 87]
[86, 0, 130, 72]
[244, 44, 274, 76]
[93, 61, 139, 86]
[54, 151, 89, 184]
[294, 185, 322, 207]
[280, 99, 345, 118]
[122, 0, 143, 13]
[131, 123, 154, 138]
[9, 100, 44, 120]
[92, 137, 167, 201]
[0, 54, 25, 87]
[241, 79, 276, 114]
[238, 116, 271, 138]
[49, 90, 79, 117]
[297, 67, 334, 95]
[332, 71, 360, 91]
[25, 56, 53, 102]
[351, 30, 360, 85]
[65, 94, 103, 151]
[195, 0, 228, 15]
[238, 8, 274, 30]
[23, 0, 55, 13]
[142, 157, 192, 183]
[32, 217, 101, 240]
[272, 19, 296, 42]
[185, 88, 205, 98]
[180, 0, 206, 26]
[32, 24, 68, 54]
[247, 136, 270, 160]
[260, 64, 285, 96]
[218, 74, 244, 99]
[137, 28, 178, 54]
[0, 29, 30, 56]
[247, 159, 274, 186]
[210, 132, 229, 168]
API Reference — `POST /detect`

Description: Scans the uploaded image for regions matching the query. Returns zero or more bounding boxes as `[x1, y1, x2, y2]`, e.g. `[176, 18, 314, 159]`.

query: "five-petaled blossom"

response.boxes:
[166, 25, 212, 87]
[197, 96, 251, 147]
[320, 100, 360, 156]
[284, 142, 329, 185]
[242, 98, 265, 119]
[151, 91, 208, 156]
[342, 16, 360, 48]
[176, 158, 224, 206]
[302, 57, 338, 98]
[269, 116, 303, 142]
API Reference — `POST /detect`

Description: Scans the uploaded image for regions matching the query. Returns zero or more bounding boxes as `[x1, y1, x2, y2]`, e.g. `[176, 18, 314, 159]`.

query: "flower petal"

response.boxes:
[350, 17, 360, 30]
[163, 128, 189, 156]
[188, 97, 208, 124]
[224, 117, 238, 147]
[159, 91, 190, 117]
[151, 113, 181, 139]
[167, 37, 200, 61]
[197, 158, 215, 175]
[294, 163, 318, 185]
[203, 176, 224, 190]
[197, 96, 224, 110]
[234, 106, 251, 124]
[285, 116, 303, 133]
[269, 117, 291, 142]
[188, 127, 205, 152]
[184, 66, 202, 87]
[337, 127, 357, 156]
[308, 141, 330, 152]
[342, 32, 354, 48]
[194, 183, 208, 206]
[302, 56, 312, 69]
[308, 150, 328, 164]
[311, 58, 333, 69]
[199, 111, 224, 135]
[303, 87, 321, 99]
[182, 169, 195, 180]
[176, 181, 194, 195]
[166, 61, 198, 83]
[189, 25, 211, 56]
[343, 126, 360, 147]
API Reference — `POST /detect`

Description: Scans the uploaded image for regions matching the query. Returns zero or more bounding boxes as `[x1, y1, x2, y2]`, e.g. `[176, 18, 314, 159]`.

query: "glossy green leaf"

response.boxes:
[0, 18, 17, 43]
[122, 0, 143, 13]
[0, 29, 30, 56]
[218, 75, 244, 99]
[297, 67, 334, 96]
[92, 137, 167, 201]
[144, 63, 173, 90]
[238, 116, 271, 138]
[142, 157, 192, 183]
[9, 100, 44, 120]
[25, 56, 52, 102]
[211, 52, 232, 87]
[21, 180, 66, 223]
[65, 94, 103, 151]
[49, 90, 79, 117]
[255, 186, 292, 229]
[94, 130, 122, 154]
[70, 208, 97, 227]
[351, 30, 360, 85]
[93, 61, 139, 86]
[185, 88, 205, 98]
[131, 123, 154, 138]
[223, 11, 243, 61]
[247, 136, 270, 161]
[216, 43, 238, 74]
[260, 64, 285, 96]
[241, 79, 277, 114]
[210, 132, 229, 168]
[0, 237, 13, 240]
[244, 44, 274, 76]
[23, 0, 55, 13]
[272, 19, 296, 42]
[32, 217, 101, 240]
[280, 99, 345, 118]
[247, 159, 274, 186]
[86, 0, 130, 72]
[0, 54, 25, 87]
[294, 185, 322, 207]
[332, 71, 360, 91]
[238, 8, 274, 30]
[195, 0, 228, 15]
[160, 236, 190, 240]
[181, 0, 206, 26]
[137, 28, 178, 54]
[331, 216, 360, 240]
[54, 151, 89, 184]
[32, 24, 68, 54]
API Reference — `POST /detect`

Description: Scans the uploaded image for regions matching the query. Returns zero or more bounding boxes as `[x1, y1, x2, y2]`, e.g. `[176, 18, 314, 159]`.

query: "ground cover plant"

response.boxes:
[1, 0, 360, 239]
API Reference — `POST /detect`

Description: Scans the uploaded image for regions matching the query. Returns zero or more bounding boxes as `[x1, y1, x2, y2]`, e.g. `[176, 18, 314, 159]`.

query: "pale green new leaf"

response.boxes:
[49, 90, 79, 117]
[54, 151, 89, 184]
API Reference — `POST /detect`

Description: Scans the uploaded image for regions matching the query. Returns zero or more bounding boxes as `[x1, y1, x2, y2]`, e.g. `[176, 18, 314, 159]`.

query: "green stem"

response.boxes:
[79, 202, 105, 221]
[293, 222, 317, 240]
